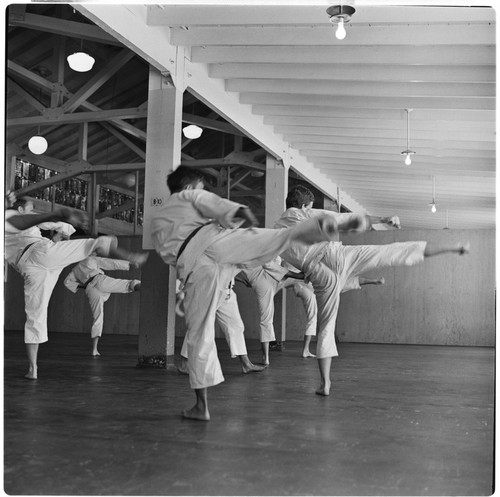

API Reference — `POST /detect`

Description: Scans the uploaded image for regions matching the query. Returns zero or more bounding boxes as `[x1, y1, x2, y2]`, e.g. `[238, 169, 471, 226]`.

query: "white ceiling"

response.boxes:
[78, 1, 496, 230]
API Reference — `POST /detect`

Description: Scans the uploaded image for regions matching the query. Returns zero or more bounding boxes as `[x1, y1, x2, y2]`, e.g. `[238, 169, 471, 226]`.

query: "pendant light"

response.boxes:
[182, 124, 203, 139]
[67, 40, 95, 72]
[326, 4, 356, 40]
[401, 108, 416, 166]
[428, 176, 437, 213]
[28, 126, 48, 155]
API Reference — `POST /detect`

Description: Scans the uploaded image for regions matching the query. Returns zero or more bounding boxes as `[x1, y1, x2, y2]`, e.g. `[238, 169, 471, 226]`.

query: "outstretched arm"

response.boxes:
[7, 205, 89, 232]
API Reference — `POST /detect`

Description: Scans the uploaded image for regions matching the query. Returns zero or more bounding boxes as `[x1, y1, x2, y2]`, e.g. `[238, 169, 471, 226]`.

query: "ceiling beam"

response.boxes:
[171, 24, 494, 47]
[7, 108, 148, 126]
[8, 12, 122, 45]
[147, 4, 494, 26]
[253, 105, 495, 122]
[210, 63, 495, 84]
[240, 93, 495, 111]
[191, 45, 495, 66]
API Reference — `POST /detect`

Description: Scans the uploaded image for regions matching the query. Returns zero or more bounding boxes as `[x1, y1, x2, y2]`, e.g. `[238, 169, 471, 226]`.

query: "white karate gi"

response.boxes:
[64, 257, 140, 339]
[291, 281, 317, 337]
[238, 258, 289, 342]
[275, 207, 427, 359]
[180, 285, 247, 359]
[5, 210, 114, 344]
[151, 189, 334, 390]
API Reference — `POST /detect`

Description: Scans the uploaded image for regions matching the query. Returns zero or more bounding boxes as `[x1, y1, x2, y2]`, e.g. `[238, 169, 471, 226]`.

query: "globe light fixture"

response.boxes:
[182, 124, 203, 139]
[28, 135, 48, 155]
[67, 51, 95, 72]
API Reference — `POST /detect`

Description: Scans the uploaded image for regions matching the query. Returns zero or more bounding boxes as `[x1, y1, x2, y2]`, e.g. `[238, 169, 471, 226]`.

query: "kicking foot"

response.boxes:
[59, 206, 89, 231]
[241, 361, 267, 374]
[317, 216, 338, 239]
[376, 277, 385, 285]
[338, 214, 370, 233]
[458, 242, 470, 255]
[315, 382, 331, 396]
[130, 252, 149, 268]
[182, 406, 210, 421]
[302, 351, 316, 358]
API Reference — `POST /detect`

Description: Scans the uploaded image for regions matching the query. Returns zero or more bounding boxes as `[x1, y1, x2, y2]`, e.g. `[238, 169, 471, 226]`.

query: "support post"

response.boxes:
[138, 67, 183, 368]
[265, 155, 288, 344]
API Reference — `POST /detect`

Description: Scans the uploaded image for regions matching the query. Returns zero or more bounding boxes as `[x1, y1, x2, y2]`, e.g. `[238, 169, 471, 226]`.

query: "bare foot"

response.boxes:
[262, 356, 270, 366]
[92, 351, 101, 357]
[317, 216, 338, 238]
[182, 406, 210, 421]
[339, 214, 370, 233]
[241, 361, 267, 374]
[376, 277, 385, 285]
[315, 382, 331, 396]
[24, 367, 37, 380]
[177, 359, 189, 375]
[302, 351, 316, 358]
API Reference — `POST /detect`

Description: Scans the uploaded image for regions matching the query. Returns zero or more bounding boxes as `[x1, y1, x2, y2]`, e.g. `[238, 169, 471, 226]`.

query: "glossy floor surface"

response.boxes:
[4, 331, 495, 496]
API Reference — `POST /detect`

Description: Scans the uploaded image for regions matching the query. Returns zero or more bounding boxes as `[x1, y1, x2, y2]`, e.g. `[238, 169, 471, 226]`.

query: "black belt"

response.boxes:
[176, 223, 210, 262]
[16, 242, 39, 265]
[82, 274, 98, 289]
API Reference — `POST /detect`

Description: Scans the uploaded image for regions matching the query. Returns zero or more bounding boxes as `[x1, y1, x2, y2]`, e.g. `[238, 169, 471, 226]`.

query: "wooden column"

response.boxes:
[265, 155, 288, 344]
[138, 67, 183, 368]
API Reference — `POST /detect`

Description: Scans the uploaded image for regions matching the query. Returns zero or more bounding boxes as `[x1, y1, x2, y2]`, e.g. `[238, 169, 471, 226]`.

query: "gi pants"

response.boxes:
[180, 218, 330, 389]
[292, 281, 317, 337]
[85, 275, 140, 338]
[309, 241, 426, 359]
[17, 237, 114, 344]
[180, 288, 247, 359]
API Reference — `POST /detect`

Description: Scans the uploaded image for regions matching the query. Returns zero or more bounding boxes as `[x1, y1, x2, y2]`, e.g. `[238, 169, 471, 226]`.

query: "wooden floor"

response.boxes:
[4, 331, 495, 496]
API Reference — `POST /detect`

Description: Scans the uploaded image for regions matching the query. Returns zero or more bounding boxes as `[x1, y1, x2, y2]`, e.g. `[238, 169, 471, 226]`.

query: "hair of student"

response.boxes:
[286, 185, 315, 209]
[166, 166, 205, 193]
[11, 197, 32, 211]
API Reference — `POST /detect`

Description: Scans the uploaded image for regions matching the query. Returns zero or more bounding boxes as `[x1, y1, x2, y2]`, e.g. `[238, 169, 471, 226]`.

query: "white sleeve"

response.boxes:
[63, 271, 80, 293]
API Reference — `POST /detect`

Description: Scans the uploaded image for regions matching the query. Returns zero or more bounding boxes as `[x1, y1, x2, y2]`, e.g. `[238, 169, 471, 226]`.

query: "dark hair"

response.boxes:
[11, 197, 32, 211]
[166, 166, 205, 193]
[286, 186, 315, 209]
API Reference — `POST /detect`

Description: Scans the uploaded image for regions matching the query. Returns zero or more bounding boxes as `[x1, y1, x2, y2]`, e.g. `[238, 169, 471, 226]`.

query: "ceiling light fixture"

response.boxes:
[401, 108, 416, 166]
[28, 126, 48, 155]
[326, 4, 355, 40]
[67, 40, 95, 72]
[428, 175, 437, 213]
[182, 124, 203, 140]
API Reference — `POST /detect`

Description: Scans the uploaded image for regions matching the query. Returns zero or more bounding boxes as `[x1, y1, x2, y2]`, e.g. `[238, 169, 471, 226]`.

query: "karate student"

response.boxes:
[236, 257, 305, 365]
[177, 280, 266, 375]
[274, 185, 470, 397]
[64, 256, 142, 356]
[151, 166, 367, 421]
[296, 275, 385, 357]
[5, 196, 148, 380]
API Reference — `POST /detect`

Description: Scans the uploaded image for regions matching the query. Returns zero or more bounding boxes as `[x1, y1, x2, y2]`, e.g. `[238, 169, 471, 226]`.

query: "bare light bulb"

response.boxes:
[404, 154, 412, 166]
[335, 18, 346, 40]
[431, 203, 437, 214]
